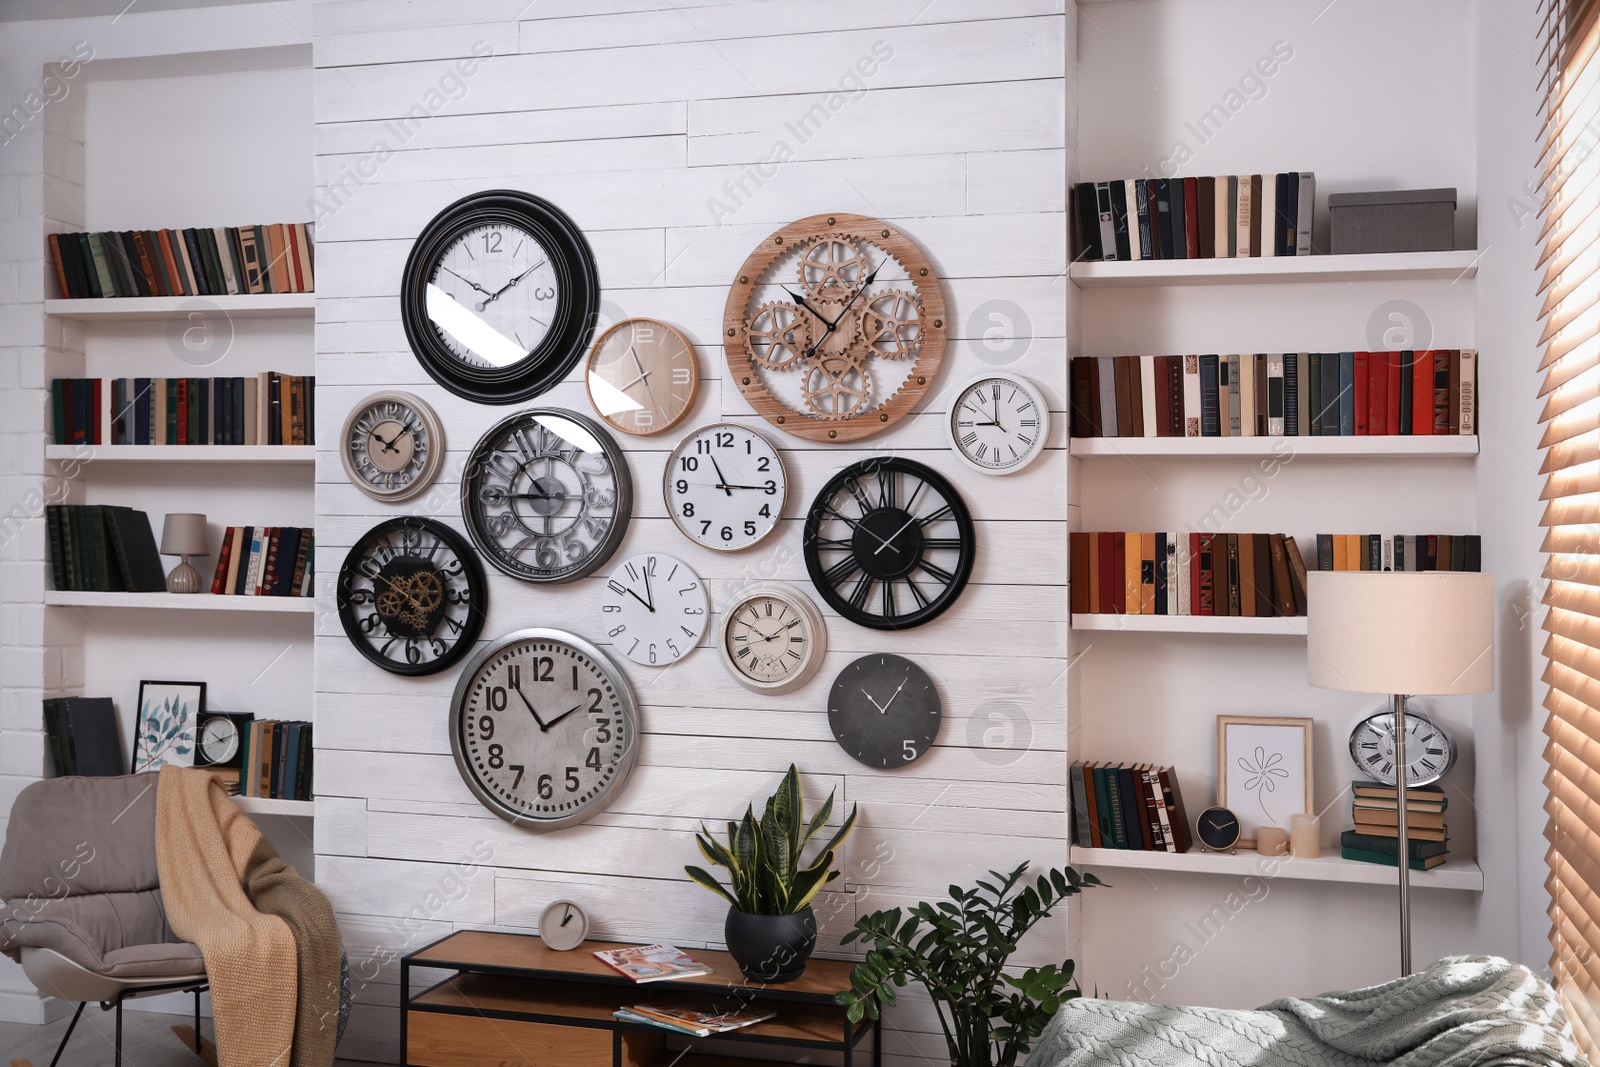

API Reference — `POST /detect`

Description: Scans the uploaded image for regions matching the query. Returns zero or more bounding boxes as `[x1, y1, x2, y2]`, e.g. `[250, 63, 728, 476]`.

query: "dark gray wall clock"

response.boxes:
[401, 189, 599, 404]
[828, 653, 942, 767]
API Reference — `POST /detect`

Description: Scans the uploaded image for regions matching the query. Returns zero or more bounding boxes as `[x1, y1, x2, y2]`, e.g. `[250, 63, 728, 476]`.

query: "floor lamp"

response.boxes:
[1306, 570, 1494, 976]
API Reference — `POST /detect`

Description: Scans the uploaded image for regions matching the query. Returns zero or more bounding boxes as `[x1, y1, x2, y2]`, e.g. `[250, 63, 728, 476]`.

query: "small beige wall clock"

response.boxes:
[722, 212, 947, 443]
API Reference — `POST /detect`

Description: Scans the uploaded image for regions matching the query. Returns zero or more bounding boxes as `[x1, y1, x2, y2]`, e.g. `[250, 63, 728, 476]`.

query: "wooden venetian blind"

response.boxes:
[1543, 0, 1600, 1053]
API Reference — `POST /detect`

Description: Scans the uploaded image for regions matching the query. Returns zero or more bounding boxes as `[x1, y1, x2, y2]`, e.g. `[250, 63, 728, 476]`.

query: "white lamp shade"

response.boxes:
[1306, 571, 1495, 695]
[159, 513, 210, 556]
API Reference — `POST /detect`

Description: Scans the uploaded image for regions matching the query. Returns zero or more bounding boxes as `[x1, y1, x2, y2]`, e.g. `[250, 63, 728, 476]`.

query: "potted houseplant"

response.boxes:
[686, 763, 857, 982]
[834, 863, 1104, 1067]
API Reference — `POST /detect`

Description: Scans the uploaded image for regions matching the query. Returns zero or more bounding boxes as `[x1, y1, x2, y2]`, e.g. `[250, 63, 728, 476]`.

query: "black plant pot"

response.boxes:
[724, 906, 817, 983]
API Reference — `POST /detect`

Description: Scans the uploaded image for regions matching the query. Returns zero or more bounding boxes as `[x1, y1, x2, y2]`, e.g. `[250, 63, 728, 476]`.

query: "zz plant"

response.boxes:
[835, 863, 1104, 1067]
[686, 763, 858, 915]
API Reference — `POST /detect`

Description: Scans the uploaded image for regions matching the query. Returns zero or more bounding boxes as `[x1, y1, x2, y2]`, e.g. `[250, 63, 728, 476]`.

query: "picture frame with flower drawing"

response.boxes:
[132, 680, 205, 773]
[1216, 715, 1313, 849]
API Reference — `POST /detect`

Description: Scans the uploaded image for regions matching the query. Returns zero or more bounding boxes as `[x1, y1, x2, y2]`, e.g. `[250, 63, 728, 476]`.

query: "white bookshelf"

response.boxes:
[232, 795, 314, 818]
[1069, 249, 1482, 288]
[46, 590, 314, 613]
[1069, 436, 1478, 458]
[44, 293, 313, 320]
[1071, 614, 1307, 636]
[1069, 846, 1483, 892]
[46, 445, 315, 464]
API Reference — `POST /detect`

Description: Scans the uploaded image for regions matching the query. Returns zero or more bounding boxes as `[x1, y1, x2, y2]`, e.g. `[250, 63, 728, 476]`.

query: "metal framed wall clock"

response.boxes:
[461, 408, 632, 583]
[1348, 701, 1456, 787]
[945, 372, 1050, 475]
[449, 628, 638, 829]
[828, 653, 942, 768]
[585, 317, 699, 436]
[664, 423, 787, 551]
[401, 189, 599, 404]
[599, 552, 709, 667]
[336, 516, 488, 676]
[340, 391, 447, 502]
[803, 456, 976, 630]
[723, 212, 947, 443]
[719, 581, 826, 694]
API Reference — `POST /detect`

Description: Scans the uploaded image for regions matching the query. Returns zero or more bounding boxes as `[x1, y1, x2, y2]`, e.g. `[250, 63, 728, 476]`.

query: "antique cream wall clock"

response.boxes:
[718, 582, 826, 694]
[585, 317, 699, 436]
[723, 212, 947, 442]
[340, 391, 446, 502]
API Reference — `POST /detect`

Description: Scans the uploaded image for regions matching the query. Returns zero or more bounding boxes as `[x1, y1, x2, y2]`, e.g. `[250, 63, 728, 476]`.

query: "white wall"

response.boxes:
[1072, 0, 1550, 1007]
[310, 2, 1072, 1062]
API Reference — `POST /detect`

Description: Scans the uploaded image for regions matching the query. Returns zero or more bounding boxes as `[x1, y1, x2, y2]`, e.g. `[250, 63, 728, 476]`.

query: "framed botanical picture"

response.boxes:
[132, 680, 205, 773]
[1217, 715, 1313, 848]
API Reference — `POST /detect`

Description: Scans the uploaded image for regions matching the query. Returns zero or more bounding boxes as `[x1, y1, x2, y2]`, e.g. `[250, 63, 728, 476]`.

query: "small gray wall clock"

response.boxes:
[828, 653, 942, 768]
[340, 391, 446, 501]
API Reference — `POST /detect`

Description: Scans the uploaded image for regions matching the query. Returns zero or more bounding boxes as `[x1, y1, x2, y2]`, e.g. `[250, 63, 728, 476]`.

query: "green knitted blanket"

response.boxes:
[1033, 956, 1588, 1067]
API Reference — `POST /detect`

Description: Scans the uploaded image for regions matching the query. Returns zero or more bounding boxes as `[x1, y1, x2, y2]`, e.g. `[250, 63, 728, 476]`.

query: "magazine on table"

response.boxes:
[614, 997, 776, 1036]
[592, 943, 714, 983]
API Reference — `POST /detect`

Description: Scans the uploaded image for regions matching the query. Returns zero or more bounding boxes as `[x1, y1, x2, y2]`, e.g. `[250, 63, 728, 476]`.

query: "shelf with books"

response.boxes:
[1071, 614, 1307, 635]
[1068, 845, 1483, 891]
[1069, 249, 1481, 288]
[45, 590, 315, 613]
[1069, 436, 1479, 458]
[45, 293, 314, 319]
[45, 445, 316, 464]
[232, 796, 314, 817]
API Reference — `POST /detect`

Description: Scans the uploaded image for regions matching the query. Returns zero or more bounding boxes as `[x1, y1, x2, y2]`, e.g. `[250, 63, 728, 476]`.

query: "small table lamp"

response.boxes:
[160, 513, 210, 594]
[1306, 570, 1494, 976]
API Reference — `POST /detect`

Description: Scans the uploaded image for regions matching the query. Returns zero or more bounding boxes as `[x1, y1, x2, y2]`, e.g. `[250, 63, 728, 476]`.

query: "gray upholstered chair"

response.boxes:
[0, 774, 208, 1067]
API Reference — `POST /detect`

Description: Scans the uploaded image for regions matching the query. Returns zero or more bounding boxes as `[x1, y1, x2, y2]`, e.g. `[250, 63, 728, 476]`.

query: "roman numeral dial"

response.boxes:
[1346, 703, 1456, 788]
[946, 372, 1050, 475]
[718, 582, 827, 694]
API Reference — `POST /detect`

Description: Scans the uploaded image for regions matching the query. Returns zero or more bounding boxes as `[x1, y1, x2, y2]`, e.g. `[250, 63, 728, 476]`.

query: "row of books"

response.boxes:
[1068, 351, 1479, 439]
[1073, 172, 1315, 262]
[42, 697, 120, 777]
[45, 505, 166, 593]
[48, 223, 314, 300]
[210, 526, 315, 597]
[239, 719, 313, 800]
[1315, 534, 1482, 573]
[1069, 532, 1309, 618]
[51, 374, 315, 446]
[1342, 781, 1450, 870]
[1070, 762, 1193, 852]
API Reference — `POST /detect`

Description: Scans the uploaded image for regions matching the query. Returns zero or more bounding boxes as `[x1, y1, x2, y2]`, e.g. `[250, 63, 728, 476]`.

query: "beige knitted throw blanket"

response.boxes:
[155, 767, 341, 1067]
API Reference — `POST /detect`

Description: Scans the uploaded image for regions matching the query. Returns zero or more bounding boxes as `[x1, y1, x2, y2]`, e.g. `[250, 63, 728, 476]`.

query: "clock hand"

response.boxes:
[804, 264, 882, 358]
[481, 259, 548, 307]
[859, 689, 886, 714]
[560, 907, 574, 928]
[611, 581, 652, 613]
[708, 455, 735, 498]
[642, 566, 656, 613]
[879, 676, 910, 714]
[439, 265, 493, 298]
[541, 704, 584, 731]
[510, 678, 549, 731]
[870, 486, 934, 556]
[781, 287, 834, 326]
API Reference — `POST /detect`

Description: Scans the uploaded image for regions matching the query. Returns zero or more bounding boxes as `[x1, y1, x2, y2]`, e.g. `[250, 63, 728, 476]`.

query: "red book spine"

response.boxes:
[176, 378, 188, 445]
[210, 527, 235, 595]
[1097, 532, 1115, 613]
[1197, 533, 1215, 616]
[1184, 177, 1200, 258]
[1154, 356, 1173, 437]
[1411, 350, 1434, 435]
[1385, 352, 1402, 436]
[1110, 533, 1127, 614]
[1189, 533, 1202, 614]
[1353, 352, 1369, 435]
[1369, 355, 1389, 434]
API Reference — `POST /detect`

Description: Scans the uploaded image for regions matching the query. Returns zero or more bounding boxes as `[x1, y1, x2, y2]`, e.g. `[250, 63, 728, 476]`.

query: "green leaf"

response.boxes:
[684, 865, 737, 906]
[802, 788, 835, 846]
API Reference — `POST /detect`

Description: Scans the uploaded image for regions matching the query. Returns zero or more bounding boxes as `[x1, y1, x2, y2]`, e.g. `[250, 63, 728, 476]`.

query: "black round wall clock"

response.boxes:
[829, 653, 942, 768]
[336, 516, 488, 676]
[802, 456, 975, 630]
[401, 189, 599, 404]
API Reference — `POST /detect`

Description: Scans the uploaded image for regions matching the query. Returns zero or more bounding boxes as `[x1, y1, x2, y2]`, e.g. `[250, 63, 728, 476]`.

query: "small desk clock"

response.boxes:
[1195, 805, 1242, 853]
[538, 900, 589, 951]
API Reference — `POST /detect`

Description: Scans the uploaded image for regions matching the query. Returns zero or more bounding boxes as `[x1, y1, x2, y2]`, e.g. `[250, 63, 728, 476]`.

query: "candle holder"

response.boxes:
[1256, 826, 1289, 856]
[1290, 813, 1321, 857]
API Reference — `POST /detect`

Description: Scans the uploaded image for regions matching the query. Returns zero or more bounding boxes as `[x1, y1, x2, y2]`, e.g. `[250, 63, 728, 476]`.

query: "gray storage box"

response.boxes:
[1327, 188, 1456, 254]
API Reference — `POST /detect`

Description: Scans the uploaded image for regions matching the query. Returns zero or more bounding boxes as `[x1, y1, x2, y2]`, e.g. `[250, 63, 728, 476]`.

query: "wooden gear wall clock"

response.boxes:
[723, 212, 947, 442]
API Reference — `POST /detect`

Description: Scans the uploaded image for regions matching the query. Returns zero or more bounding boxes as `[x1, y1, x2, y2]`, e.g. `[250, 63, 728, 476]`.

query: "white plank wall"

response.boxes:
[309, 3, 1071, 1062]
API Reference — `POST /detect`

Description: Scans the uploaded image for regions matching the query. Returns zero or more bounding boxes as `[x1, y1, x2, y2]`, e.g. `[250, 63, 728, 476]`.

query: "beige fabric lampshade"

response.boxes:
[1306, 571, 1495, 695]
[159, 513, 210, 556]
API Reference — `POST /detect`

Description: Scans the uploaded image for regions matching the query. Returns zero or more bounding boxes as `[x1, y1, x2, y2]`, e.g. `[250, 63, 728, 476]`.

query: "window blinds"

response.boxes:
[1543, 0, 1600, 1053]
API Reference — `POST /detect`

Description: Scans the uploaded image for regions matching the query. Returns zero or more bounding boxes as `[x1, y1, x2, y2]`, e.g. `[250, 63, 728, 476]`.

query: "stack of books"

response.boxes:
[240, 720, 312, 800]
[1073, 173, 1315, 262]
[1070, 762, 1192, 852]
[48, 223, 314, 299]
[1068, 351, 1477, 439]
[1341, 781, 1449, 870]
[51, 374, 314, 447]
[41, 697, 121, 777]
[614, 999, 775, 1037]
[1315, 534, 1482, 572]
[45, 505, 166, 593]
[1069, 532, 1308, 618]
[210, 526, 314, 597]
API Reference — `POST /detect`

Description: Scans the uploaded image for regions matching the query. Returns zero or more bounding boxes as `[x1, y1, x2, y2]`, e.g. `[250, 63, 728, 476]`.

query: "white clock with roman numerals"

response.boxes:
[600, 552, 709, 667]
[719, 582, 826, 694]
[449, 628, 638, 829]
[1348, 702, 1457, 787]
[945, 372, 1049, 475]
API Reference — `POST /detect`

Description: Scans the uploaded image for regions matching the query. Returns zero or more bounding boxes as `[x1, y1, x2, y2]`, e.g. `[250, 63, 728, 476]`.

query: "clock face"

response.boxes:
[340, 391, 446, 501]
[1348, 705, 1456, 787]
[723, 212, 947, 442]
[719, 582, 827, 694]
[947, 373, 1049, 475]
[449, 628, 638, 829]
[336, 516, 489, 676]
[600, 552, 709, 666]
[586, 318, 700, 436]
[461, 409, 632, 583]
[803, 456, 976, 630]
[539, 899, 589, 951]
[828, 653, 942, 768]
[1195, 806, 1241, 851]
[197, 716, 239, 765]
[402, 190, 598, 404]
[665, 423, 787, 551]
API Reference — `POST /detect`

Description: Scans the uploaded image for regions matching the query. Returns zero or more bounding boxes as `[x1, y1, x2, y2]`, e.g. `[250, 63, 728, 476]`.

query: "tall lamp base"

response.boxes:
[1392, 691, 1412, 977]
[166, 557, 201, 594]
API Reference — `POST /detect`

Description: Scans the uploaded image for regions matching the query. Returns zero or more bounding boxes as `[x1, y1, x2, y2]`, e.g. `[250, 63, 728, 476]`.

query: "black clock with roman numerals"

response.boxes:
[802, 456, 975, 630]
[337, 516, 488, 676]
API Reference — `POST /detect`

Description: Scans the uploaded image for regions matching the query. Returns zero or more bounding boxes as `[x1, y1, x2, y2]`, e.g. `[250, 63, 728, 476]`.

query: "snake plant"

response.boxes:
[686, 764, 858, 916]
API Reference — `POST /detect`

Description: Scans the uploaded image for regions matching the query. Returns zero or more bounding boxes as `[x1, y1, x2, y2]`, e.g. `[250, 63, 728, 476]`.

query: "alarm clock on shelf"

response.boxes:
[538, 899, 589, 951]
[1194, 805, 1241, 853]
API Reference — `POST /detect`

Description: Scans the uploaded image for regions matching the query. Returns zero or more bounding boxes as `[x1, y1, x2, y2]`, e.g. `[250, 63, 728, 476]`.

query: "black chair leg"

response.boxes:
[114, 997, 123, 1067]
[45, 1002, 85, 1067]
[193, 988, 202, 1051]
